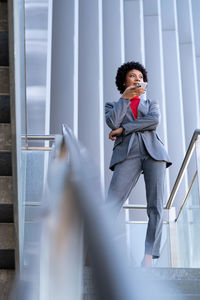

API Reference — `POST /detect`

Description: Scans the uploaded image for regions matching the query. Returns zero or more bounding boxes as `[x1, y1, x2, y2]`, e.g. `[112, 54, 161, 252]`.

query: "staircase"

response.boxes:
[144, 268, 200, 299]
[0, 0, 15, 298]
[84, 267, 200, 300]
[1, 0, 200, 299]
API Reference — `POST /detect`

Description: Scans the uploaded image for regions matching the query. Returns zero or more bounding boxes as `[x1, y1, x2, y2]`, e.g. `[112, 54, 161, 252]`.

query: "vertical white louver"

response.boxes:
[50, 0, 200, 211]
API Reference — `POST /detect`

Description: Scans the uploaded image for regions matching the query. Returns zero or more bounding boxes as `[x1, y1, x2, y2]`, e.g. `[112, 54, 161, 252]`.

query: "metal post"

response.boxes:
[168, 207, 179, 267]
[195, 135, 200, 201]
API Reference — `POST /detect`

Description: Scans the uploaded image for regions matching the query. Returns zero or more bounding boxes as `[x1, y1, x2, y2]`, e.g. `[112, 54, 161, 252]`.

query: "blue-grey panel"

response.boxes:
[191, 0, 200, 55]
[24, 151, 45, 203]
[50, 0, 75, 134]
[124, 0, 144, 63]
[78, 0, 101, 169]
[25, 0, 49, 135]
[143, 0, 159, 15]
[25, 2, 48, 30]
[160, 0, 176, 30]
[176, 0, 193, 43]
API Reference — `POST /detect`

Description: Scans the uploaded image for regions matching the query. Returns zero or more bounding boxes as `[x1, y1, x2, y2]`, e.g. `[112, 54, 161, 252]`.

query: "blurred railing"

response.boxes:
[13, 125, 200, 299]
[14, 124, 160, 300]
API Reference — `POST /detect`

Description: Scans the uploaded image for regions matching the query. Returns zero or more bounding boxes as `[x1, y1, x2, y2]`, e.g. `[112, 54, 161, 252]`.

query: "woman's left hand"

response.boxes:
[109, 127, 123, 141]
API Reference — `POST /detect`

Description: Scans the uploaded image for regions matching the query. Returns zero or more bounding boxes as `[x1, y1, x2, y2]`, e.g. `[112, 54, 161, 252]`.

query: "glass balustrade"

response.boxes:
[22, 148, 52, 268]
[20, 135, 200, 271]
[175, 173, 200, 267]
[125, 222, 171, 267]
[139, 169, 200, 268]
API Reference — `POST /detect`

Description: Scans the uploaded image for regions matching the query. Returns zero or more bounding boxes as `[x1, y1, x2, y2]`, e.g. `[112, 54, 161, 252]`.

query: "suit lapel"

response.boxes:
[126, 98, 148, 121]
[137, 98, 148, 117]
[127, 105, 136, 120]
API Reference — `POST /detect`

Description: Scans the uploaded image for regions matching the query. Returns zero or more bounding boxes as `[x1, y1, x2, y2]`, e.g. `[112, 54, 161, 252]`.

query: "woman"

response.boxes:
[105, 61, 172, 267]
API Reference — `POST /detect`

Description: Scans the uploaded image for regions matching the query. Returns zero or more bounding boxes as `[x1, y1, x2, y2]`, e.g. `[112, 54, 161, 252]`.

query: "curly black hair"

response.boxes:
[115, 61, 148, 94]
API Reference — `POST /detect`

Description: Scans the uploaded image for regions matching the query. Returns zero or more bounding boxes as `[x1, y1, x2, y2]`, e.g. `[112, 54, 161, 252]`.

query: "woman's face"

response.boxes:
[124, 69, 144, 88]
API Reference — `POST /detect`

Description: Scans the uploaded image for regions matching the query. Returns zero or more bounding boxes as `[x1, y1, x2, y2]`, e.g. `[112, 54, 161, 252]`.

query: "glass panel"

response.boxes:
[176, 174, 200, 267]
[22, 150, 51, 267]
[24, 0, 50, 135]
[125, 223, 170, 267]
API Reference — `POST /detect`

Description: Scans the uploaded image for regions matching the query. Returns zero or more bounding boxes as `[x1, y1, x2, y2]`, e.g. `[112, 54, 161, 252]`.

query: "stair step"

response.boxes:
[0, 205, 13, 222]
[140, 268, 200, 295]
[0, 152, 12, 176]
[162, 296, 200, 300]
[0, 270, 15, 300]
[83, 295, 96, 300]
[0, 67, 9, 94]
[0, 124, 11, 151]
[148, 279, 200, 295]
[0, 223, 15, 269]
[0, 32, 8, 66]
[0, 250, 15, 269]
[0, 96, 10, 123]
[0, 2, 8, 31]
[83, 267, 96, 297]
[0, 224, 14, 249]
[0, 176, 12, 204]
[141, 267, 200, 280]
[83, 267, 200, 298]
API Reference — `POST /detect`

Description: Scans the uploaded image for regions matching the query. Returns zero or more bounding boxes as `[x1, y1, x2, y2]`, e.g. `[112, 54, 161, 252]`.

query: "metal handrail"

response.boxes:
[165, 129, 200, 209]
[123, 204, 148, 209]
[22, 147, 52, 151]
[22, 130, 200, 212]
[126, 221, 169, 224]
[175, 171, 197, 221]
[22, 135, 56, 140]
[122, 129, 200, 213]
[21, 135, 56, 150]
[123, 204, 168, 210]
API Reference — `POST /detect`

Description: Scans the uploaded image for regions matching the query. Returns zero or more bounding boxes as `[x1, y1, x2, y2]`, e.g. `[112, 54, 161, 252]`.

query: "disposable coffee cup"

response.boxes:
[135, 82, 147, 89]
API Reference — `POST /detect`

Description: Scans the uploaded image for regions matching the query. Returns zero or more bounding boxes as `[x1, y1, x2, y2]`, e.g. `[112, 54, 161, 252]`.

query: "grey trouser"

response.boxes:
[107, 133, 166, 258]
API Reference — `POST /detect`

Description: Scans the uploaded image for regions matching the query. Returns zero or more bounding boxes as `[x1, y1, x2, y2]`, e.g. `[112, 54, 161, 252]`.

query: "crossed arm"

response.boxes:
[105, 97, 160, 140]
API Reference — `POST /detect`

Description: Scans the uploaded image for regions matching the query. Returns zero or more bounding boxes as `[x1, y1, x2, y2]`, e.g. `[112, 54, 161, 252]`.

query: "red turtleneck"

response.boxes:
[129, 96, 140, 119]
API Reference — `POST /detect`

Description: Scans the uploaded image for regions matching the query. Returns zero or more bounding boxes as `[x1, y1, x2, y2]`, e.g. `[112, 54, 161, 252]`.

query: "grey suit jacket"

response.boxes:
[105, 97, 172, 171]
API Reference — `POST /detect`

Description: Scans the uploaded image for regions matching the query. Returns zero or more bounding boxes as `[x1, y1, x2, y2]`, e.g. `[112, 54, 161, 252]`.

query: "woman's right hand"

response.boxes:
[122, 85, 145, 99]
[109, 127, 123, 141]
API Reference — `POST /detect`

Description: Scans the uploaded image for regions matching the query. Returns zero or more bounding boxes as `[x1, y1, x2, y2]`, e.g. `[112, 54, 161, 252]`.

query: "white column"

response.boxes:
[143, 0, 167, 143]
[123, 1, 146, 210]
[176, 0, 200, 184]
[50, 0, 78, 135]
[176, 0, 200, 145]
[143, 0, 170, 196]
[191, 0, 200, 110]
[124, 0, 145, 64]
[103, 0, 125, 193]
[45, 0, 53, 135]
[160, 0, 188, 204]
[78, 0, 104, 185]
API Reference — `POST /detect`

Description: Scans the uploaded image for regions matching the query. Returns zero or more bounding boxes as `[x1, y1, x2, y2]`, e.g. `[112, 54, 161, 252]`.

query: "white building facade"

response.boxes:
[26, 0, 200, 215]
